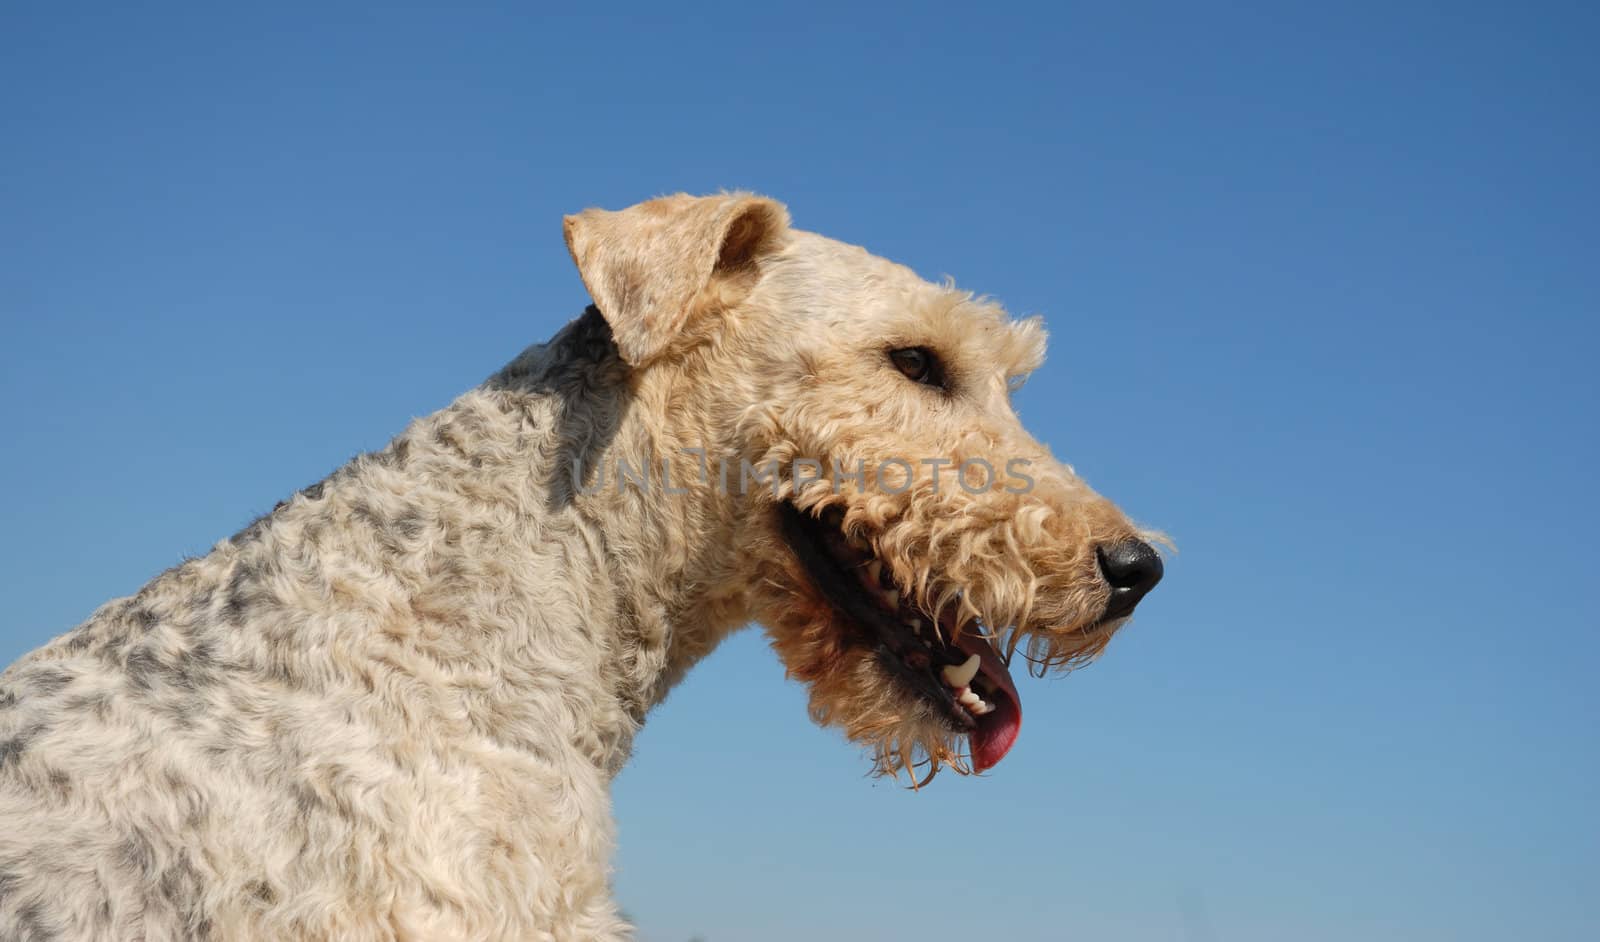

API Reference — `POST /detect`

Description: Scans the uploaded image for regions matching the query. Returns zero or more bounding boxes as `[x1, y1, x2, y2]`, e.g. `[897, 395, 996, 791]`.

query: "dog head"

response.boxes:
[564, 192, 1163, 781]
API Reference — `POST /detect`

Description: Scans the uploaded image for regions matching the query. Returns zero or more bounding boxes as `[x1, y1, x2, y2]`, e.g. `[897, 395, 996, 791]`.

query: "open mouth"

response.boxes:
[779, 503, 1023, 772]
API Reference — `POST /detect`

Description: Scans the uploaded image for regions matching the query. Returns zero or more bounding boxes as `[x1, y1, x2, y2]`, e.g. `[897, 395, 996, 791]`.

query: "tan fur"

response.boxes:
[0, 193, 1155, 939]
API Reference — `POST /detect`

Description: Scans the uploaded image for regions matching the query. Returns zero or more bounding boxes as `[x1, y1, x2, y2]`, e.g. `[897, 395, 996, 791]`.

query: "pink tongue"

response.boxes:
[953, 628, 1022, 772]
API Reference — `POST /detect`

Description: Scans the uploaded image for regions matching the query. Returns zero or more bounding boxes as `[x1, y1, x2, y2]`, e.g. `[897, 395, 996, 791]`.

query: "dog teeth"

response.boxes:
[941, 654, 980, 689]
[956, 688, 991, 716]
[937, 656, 995, 719]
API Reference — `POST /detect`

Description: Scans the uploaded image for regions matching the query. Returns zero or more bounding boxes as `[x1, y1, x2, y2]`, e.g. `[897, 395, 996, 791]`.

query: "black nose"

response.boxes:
[1097, 540, 1163, 619]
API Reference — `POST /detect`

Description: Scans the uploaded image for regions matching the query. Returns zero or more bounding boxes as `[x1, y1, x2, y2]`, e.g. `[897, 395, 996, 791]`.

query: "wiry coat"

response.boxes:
[0, 310, 685, 940]
[0, 193, 1155, 940]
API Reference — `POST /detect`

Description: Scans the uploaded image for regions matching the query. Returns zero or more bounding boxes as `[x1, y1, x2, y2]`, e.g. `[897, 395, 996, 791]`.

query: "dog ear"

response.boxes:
[563, 192, 789, 366]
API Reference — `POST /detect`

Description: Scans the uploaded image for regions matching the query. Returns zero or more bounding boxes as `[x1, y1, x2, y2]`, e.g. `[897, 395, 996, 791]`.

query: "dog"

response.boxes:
[0, 192, 1162, 940]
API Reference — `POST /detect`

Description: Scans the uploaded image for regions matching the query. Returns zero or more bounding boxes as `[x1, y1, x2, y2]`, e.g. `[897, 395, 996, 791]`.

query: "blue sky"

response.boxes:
[2, 3, 1596, 940]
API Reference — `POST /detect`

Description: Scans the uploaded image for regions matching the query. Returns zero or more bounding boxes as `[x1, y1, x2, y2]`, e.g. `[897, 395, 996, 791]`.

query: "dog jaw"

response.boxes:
[751, 471, 1143, 783]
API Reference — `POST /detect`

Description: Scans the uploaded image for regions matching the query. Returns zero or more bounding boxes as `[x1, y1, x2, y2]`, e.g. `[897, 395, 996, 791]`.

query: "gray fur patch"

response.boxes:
[21, 668, 74, 697]
[0, 724, 43, 772]
[15, 898, 58, 942]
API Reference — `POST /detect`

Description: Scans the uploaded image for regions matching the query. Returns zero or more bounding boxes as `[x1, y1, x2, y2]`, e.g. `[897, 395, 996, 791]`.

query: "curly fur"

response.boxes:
[0, 193, 1154, 940]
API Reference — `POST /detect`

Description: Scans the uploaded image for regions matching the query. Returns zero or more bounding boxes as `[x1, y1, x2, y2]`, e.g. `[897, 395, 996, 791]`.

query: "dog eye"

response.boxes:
[889, 347, 943, 388]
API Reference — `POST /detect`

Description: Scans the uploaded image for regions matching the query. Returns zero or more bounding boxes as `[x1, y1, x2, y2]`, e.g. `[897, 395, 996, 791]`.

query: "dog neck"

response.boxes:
[210, 309, 756, 779]
[459, 308, 758, 767]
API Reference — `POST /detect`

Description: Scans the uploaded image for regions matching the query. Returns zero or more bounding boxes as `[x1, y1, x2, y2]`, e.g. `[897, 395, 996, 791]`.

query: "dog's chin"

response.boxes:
[776, 502, 1023, 774]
